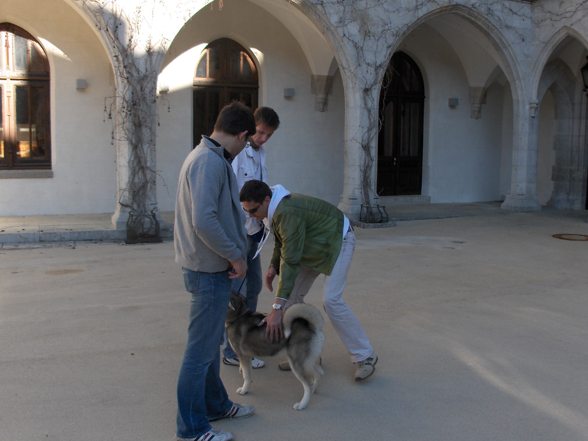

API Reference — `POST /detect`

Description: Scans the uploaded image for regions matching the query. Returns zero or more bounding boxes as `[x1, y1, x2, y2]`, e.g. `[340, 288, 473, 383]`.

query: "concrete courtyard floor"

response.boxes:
[1, 210, 588, 441]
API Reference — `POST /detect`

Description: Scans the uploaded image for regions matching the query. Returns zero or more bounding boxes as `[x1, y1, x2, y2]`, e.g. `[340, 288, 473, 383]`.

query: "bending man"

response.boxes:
[239, 180, 378, 381]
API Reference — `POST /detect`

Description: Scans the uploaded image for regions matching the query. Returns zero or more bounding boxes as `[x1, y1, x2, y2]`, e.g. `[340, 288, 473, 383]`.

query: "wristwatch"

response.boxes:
[271, 303, 284, 311]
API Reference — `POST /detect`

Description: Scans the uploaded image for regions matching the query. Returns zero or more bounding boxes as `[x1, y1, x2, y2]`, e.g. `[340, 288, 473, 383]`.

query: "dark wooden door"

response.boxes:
[378, 52, 424, 195]
[192, 39, 258, 147]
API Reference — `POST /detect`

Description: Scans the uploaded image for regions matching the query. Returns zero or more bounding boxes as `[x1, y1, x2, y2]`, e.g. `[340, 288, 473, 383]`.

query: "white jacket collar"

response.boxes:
[267, 184, 291, 226]
[244, 141, 264, 158]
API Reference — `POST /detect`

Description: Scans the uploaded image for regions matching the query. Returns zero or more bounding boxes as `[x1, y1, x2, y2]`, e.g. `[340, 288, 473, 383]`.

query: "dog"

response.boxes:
[225, 292, 325, 410]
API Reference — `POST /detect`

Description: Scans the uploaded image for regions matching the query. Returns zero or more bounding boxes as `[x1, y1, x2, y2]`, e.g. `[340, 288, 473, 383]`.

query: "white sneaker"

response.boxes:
[222, 356, 240, 367]
[223, 356, 265, 369]
[197, 430, 233, 441]
[251, 357, 265, 369]
[209, 403, 255, 421]
[177, 429, 234, 441]
[354, 353, 378, 381]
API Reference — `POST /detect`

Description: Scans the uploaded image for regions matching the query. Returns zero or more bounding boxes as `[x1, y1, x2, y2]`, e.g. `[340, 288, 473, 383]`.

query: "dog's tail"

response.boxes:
[283, 303, 324, 338]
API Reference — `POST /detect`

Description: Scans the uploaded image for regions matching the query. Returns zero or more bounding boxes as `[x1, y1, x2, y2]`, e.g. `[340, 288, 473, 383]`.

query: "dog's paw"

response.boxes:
[236, 386, 249, 395]
[293, 402, 307, 411]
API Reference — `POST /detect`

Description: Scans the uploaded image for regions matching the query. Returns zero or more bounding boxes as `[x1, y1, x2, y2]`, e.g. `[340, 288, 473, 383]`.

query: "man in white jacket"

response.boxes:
[223, 107, 280, 369]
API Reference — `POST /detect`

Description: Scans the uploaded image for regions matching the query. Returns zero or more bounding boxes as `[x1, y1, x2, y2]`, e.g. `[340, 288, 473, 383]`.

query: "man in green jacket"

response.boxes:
[239, 180, 378, 381]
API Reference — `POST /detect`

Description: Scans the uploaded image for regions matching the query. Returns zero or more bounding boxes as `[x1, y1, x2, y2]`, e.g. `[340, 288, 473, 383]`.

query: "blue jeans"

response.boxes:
[176, 268, 234, 439]
[223, 230, 263, 360]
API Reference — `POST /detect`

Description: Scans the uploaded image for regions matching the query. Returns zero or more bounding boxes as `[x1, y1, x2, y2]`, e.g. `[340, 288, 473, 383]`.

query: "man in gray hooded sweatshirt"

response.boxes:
[174, 102, 256, 441]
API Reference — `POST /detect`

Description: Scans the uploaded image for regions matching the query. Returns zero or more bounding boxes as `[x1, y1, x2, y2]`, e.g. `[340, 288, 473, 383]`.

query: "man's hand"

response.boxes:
[229, 258, 247, 279]
[265, 265, 277, 292]
[265, 309, 283, 342]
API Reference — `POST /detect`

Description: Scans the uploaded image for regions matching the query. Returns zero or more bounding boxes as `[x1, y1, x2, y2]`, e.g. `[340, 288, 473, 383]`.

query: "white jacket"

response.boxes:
[232, 141, 268, 235]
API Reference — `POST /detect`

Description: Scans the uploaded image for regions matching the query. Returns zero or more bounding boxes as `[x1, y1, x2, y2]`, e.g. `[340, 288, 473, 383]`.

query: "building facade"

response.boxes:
[1, 0, 587, 226]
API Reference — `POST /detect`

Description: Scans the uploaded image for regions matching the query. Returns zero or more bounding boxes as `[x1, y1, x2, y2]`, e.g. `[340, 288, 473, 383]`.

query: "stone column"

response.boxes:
[110, 83, 161, 233]
[111, 95, 131, 230]
[337, 81, 380, 219]
[501, 99, 541, 210]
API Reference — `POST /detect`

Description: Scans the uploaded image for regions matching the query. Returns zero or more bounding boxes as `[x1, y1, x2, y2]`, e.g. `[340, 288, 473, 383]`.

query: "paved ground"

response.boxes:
[1, 209, 588, 441]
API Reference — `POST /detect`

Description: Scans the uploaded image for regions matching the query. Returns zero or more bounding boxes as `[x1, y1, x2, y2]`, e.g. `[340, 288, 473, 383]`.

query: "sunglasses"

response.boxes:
[243, 204, 261, 215]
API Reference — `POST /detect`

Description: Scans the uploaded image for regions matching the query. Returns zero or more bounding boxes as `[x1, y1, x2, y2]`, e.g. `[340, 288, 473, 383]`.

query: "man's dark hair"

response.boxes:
[214, 102, 256, 136]
[240, 180, 272, 203]
[254, 107, 280, 130]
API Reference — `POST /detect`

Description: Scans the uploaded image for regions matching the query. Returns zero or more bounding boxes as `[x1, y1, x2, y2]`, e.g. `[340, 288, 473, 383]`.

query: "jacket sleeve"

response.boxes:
[273, 212, 306, 300]
[261, 148, 269, 184]
[270, 233, 281, 271]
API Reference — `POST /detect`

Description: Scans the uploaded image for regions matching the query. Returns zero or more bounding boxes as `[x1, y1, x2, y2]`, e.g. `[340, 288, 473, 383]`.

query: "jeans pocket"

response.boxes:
[182, 268, 200, 293]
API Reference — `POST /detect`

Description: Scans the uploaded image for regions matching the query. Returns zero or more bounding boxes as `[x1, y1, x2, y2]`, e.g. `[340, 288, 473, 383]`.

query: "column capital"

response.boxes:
[311, 74, 334, 112]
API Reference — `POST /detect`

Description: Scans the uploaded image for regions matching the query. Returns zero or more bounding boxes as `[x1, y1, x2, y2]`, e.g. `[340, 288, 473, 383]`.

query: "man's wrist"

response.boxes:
[271, 301, 285, 311]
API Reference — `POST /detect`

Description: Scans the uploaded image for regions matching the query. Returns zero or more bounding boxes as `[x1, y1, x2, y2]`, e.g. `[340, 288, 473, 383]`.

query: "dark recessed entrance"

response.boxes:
[377, 51, 425, 196]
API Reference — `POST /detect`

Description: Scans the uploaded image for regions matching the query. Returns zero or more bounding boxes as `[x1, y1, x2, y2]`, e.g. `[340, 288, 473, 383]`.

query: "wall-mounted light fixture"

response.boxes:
[76, 79, 88, 91]
[283, 88, 295, 99]
[448, 97, 459, 109]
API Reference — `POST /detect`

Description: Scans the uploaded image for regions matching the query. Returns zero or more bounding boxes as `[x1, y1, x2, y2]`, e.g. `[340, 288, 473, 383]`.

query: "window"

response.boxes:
[0, 23, 51, 170]
[193, 39, 258, 146]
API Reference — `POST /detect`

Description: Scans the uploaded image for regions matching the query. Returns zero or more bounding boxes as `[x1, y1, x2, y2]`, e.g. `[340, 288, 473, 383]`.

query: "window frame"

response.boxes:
[0, 23, 51, 172]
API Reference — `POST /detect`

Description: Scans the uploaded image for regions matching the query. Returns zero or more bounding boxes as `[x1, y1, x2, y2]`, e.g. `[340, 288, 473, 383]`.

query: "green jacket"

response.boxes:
[270, 194, 344, 300]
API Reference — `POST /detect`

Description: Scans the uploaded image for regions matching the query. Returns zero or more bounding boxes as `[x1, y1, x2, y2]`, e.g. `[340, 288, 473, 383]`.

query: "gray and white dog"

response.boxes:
[225, 292, 325, 410]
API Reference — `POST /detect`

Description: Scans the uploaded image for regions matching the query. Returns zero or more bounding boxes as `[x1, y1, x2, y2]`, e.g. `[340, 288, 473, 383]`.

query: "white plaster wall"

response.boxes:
[537, 90, 555, 206]
[402, 24, 504, 203]
[156, 0, 344, 212]
[0, 0, 115, 216]
[5, 0, 583, 217]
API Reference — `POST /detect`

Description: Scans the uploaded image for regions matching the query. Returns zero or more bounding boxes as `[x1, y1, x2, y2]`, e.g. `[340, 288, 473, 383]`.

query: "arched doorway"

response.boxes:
[192, 38, 258, 146]
[377, 51, 424, 195]
[0, 23, 51, 170]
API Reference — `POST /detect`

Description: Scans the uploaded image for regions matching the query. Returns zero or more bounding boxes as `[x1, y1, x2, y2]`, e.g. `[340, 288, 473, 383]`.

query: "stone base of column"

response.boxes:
[112, 205, 173, 240]
[111, 205, 129, 230]
[501, 194, 541, 211]
[337, 196, 361, 220]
